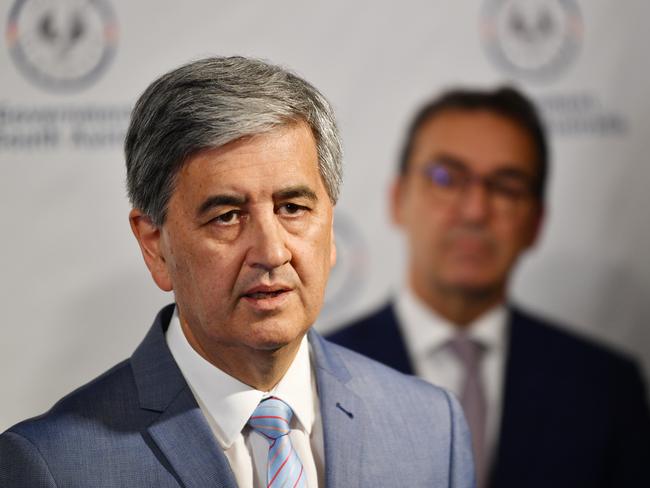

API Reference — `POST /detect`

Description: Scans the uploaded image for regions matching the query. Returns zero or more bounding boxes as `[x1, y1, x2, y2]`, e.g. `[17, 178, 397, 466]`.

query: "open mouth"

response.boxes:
[244, 290, 288, 299]
[241, 287, 292, 310]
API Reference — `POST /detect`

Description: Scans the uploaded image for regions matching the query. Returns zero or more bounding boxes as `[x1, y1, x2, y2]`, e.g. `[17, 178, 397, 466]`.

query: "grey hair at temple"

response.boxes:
[125, 56, 343, 226]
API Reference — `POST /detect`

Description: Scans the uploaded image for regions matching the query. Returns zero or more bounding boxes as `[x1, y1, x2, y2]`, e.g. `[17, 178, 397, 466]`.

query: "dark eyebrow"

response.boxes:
[273, 185, 318, 202]
[196, 194, 246, 218]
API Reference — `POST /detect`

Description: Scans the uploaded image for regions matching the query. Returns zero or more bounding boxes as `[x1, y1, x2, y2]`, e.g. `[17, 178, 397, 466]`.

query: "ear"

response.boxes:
[329, 216, 337, 268]
[129, 209, 173, 292]
[390, 177, 406, 227]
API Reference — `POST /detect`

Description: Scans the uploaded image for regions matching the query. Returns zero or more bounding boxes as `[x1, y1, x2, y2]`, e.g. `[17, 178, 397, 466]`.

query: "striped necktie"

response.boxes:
[248, 397, 307, 488]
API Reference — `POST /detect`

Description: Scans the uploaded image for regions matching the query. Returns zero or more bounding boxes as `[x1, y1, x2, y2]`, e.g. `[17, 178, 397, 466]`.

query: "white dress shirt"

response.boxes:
[394, 286, 509, 469]
[166, 308, 324, 488]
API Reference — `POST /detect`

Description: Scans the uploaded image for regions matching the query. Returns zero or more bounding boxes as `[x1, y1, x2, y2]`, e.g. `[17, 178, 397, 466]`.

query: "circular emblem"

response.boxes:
[480, 0, 582, 82]
[320, 212, 369, 323]
[6, 0, 118, 92]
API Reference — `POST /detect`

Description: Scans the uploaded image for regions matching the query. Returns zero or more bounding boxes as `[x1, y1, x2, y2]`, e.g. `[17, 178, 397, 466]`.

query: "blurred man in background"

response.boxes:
[328, 86, 650, 488]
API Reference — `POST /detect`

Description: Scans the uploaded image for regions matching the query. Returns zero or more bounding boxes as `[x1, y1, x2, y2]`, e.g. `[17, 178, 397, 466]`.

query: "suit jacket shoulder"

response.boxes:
[326, 303, 413, 374]
[509, 305, 642, 373]
[0, 305, 230, 488]
[495, 306, 650, 488]
[0, 359, 189, 487]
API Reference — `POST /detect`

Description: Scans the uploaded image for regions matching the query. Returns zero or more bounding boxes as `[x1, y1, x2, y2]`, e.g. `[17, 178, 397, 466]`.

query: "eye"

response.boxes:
[278, 203, 308, 216]
[488, 177, 533, 199]
[213, 209, 241, 225]
[424, 164, 465, 188]
[432, 166, 453, 186]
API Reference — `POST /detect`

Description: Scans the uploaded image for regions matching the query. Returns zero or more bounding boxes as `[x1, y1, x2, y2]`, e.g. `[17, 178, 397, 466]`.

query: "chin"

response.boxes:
[443, 277, 502, 297]
[245, 320, 309, 351]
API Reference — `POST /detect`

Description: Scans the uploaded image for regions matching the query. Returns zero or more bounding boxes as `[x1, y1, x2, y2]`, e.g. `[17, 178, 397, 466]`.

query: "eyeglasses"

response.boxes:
[420, 159, 536, 213]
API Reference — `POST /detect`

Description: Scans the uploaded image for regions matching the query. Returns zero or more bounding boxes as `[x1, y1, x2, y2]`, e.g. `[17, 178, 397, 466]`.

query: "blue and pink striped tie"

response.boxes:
[248, 397, 307, 488]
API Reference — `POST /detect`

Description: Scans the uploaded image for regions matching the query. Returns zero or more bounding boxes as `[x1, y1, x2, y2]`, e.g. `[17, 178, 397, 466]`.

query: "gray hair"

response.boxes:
[125, 56, 343, 226]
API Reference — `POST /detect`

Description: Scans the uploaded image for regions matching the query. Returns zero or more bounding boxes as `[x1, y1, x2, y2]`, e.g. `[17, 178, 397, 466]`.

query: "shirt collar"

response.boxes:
[166, 307, 315, 449]
[395, 285, 508, 357]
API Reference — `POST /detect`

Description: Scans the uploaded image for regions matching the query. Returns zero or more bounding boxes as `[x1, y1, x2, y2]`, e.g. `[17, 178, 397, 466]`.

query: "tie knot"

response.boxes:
[248, 397, 294, 441]
[448, 334, 484, 370]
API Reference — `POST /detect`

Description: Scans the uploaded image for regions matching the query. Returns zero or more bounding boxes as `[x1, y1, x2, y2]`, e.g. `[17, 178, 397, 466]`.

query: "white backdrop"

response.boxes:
[2, 0, 650, 431]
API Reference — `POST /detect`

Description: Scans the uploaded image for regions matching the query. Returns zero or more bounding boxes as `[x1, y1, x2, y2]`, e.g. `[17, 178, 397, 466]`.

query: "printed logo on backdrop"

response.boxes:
[479, 0, 628, 138]
[6, 0, 118, 93]
[320, 211, 369, 325]
[2, 1, 128, 151]
[480, 0, 582, 82]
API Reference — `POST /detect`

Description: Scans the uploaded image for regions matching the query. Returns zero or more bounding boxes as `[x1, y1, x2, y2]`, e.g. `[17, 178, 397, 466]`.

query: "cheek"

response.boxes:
[410, 209, 450, 248]
[491, 219, 535, 259]
[312, 243, 333, 282]
[294, 239, 332, 292]
[169, 244, 236, 298]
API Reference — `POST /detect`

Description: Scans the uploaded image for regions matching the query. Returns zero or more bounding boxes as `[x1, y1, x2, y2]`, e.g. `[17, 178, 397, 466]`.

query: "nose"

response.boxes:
[246, 212, 292, 271]
[457, 180, 491, 223]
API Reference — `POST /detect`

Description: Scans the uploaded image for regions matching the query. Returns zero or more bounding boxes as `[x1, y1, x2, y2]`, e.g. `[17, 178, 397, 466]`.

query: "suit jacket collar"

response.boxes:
[489, 306, 551, 487]
[130, 304, 238, 488]
[309, 330, 365, 488]
[364, 303, 415, 375]
[129, 305, 367, 488]
[131, 304, 185, 412]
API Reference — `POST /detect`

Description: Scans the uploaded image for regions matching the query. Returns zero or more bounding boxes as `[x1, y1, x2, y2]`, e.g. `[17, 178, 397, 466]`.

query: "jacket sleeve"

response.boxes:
[0, 431, 58, 488]
[443, 390, 476, 488]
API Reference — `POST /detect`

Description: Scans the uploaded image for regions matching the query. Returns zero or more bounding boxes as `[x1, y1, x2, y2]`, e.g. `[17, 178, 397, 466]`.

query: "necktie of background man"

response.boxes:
[449, 334, 487, 487]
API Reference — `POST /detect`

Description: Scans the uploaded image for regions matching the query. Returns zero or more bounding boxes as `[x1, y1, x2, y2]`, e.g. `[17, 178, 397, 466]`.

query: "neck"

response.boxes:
[180, 319, 303, 392]
[410, 277, 505, 327]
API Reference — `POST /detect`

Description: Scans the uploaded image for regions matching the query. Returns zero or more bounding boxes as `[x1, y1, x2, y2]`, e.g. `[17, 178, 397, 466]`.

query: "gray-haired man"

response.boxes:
[0, 57, 475, 487]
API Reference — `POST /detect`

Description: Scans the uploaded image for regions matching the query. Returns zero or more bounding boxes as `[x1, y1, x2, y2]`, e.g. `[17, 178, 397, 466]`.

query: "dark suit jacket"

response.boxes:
[327, 302, 650, 488]
[0, 304, 475, 487]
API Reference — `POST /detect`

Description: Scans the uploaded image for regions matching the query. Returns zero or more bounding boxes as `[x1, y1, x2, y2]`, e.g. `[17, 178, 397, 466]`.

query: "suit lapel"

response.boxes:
[131, 305, 237, 488]
[147, 388, 237, 488]
[376, 304, 415, 375]
[490, 308, 549, 487]
[344, 303, 414, 375]
[309, 330, 366, 488]
[133, 308, 377, 488]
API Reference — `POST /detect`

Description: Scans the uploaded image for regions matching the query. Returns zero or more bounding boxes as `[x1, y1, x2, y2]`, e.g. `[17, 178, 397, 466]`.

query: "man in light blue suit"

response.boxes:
[0, 56, 475, 487]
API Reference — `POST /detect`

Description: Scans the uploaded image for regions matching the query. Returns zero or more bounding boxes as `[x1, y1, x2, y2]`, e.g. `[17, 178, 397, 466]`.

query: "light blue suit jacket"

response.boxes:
[0, 305, 474, 487]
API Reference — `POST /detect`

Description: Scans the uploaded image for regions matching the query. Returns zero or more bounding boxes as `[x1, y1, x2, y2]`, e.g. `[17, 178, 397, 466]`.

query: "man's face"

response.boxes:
[138, 122, 335, 358]
[392, 109, 543, 303]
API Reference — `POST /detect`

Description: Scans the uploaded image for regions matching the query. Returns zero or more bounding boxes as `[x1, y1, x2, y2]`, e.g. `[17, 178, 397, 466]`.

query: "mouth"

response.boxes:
[447, 231, 494, 255]
[244, 290, 289, 299]
[454, 237, 490, 251]
[240, 285, 293, 311]
[242, 284, 292, 298]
